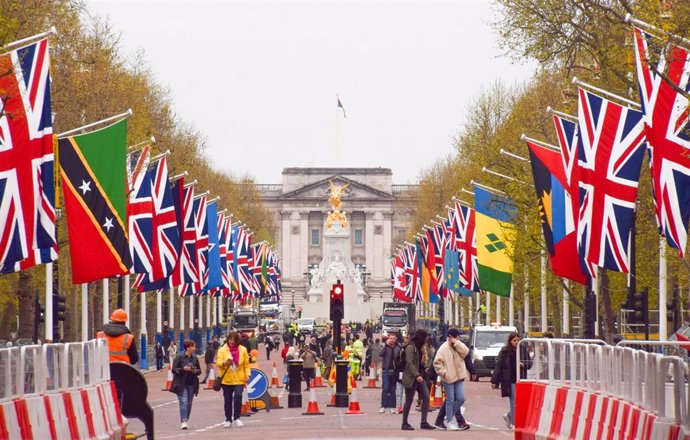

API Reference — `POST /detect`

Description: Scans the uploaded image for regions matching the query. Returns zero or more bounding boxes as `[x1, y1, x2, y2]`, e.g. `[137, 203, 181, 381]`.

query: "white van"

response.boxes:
[470, 325, 518, 379]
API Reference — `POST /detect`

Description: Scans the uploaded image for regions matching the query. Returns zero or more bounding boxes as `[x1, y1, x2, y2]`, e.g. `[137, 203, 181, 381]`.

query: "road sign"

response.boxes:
[247, 368, 269, 400]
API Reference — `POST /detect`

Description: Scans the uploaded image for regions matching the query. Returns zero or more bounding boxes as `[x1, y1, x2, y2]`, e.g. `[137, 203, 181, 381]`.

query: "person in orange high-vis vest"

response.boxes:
[97, 308, 139, 365]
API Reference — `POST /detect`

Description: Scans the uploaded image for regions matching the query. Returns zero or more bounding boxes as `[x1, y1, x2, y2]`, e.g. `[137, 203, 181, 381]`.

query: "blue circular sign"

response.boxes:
[247, 368, 269, 400]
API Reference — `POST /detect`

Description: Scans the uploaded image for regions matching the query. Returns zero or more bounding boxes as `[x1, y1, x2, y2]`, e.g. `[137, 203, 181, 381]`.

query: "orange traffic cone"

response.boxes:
[313, 362, 325, 387]
[430, 376, 443, 409]
[204, 365, 216, 390]
[326, 385, 336, 407]
[363, 368, 378, 388]
[241, 384, 252, 416]
[269, 385, 283, 409]
[270, 361, 283, 388]
[302, 388, 324, 415]
[345, 379, 365, 415]
[161, 364, 173, 391]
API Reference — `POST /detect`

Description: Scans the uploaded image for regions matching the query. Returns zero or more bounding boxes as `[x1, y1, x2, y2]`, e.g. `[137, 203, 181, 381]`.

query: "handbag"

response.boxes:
[213, 363, 232, 391]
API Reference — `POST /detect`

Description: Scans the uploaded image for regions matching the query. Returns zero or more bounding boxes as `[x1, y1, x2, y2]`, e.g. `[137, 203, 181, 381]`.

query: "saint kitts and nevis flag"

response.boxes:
[473, 185, 517, 297]
[59, 119, 132, 283]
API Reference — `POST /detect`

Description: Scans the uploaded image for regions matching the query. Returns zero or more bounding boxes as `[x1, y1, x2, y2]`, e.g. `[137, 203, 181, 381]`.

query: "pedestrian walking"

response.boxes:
[378, 334, 399, 414]
[200, 340, 218, 384]
[265, 335, 276, 360]
[370, 338, 383, 379]
[171, 340, 201, 430]
[322, 340, 334, 380]
[434, 338, 475, 430]
[168, 340, 178, 364]
[216, 331, 251, 428]
[155, 342, 165, 371]
[401, 329, 434, 431]
[432, 328, 469, 431]
[300, 344, 317, 391]
[491, 331, 529, 429]
[273, 334, 281, 353]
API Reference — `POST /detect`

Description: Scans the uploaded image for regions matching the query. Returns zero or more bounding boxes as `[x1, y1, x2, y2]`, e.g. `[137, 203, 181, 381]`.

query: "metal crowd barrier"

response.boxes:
[518, 338, 690, 429]
[0, 338, 110, 401]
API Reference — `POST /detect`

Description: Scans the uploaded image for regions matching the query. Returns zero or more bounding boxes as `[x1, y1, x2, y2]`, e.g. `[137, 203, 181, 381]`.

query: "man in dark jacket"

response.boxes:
[378, 334, 399, 414]
[199, 338, 218, 384]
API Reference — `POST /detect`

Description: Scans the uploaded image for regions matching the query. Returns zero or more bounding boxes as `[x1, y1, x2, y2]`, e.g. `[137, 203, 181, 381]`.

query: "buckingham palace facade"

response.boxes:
[257, 167, 417, 321]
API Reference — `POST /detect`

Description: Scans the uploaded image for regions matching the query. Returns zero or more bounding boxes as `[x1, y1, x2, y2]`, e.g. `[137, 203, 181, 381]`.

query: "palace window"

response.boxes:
[354, 229, 363, 246]
[311, 228, 320, 246]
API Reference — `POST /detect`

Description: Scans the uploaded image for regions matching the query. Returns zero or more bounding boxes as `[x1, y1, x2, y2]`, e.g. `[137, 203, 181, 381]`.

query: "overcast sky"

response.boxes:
[85, 0, 536, 184]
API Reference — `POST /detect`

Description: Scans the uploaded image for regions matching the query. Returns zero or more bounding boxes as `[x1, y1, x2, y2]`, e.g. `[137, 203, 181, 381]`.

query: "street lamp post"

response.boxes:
[290, 289, 296, 321]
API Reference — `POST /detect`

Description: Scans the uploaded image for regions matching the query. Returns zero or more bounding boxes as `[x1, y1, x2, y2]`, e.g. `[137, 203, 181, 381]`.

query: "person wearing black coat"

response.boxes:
[172, 340, 201, 430]
[490, 332, 529, 429]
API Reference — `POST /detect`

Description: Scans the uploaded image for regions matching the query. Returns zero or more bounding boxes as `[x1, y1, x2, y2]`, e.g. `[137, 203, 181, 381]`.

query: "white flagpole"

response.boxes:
[496, 296, 501, 324]
[593, 268, 600, 337]
[485, 293, 491, 326]
[541, 250, 547, 333]
[524, 267, 530, 334]
[562, 281, 570, 335]
[659, 239, 668, 341]
[206, 295, 211, 339]
[103, 279, 109, 325]
[189, 295, 194, 340]
[508, 285, 514, 327]
[156, 289, 162, 340]
[459, 297, 464, 327]
[57, 109, 133, 138]
[140, 291, 148, 369]
[169, 288, 175, 333]
[124, 275, 130, 328]
[82, 283, 89, 341]
[1, 26, 56, 52]
[45, 263, 53, 341]
[179, 287, 185, 346]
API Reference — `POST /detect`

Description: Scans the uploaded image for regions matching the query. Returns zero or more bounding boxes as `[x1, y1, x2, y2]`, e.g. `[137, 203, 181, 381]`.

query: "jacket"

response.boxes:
[216, 344, 251, 386]
[433, 340, 470, 384]
[301, 348, 317, 369]
[491, 345, 530, 398]
[98, 323, 138, 364]
[171, 353, 201, 395]
[379, 344, 399, 371]
[402, 344, 423, 388]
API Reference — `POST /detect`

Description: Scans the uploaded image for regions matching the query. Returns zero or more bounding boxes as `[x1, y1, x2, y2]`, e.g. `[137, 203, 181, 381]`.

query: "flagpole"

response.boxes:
[124, 275, 130, 328]
[482, 167, 528, 185]
[103, 279, 110, 328]
[189, 295, 194, 341]
[45, 263, 53, 341]
[82, 283, 89, 341]
[170, 171, 188, 182]
[508, 284, 514, 327]
[179, 286, 185, 349]
[485, 292, 490, 326]
[541, 250, 547, 333]
[562, 281, 570, 335]
[470, 180, 507, 196]
[56, 109, 132, 138]
[520, 134, 561, 152]
[140, 290, 148, 369]
[206, 294, 211, 345]
[500, 149, 530, 163]
[624, 13, 690, 47]
[336, 94, 341, 163]
[572, 77, 641, 108]
[496, 295, 501, 324]
[156, 289, 162, 343]
[128, 136, 156, 152]
[524, 267, 530, 334]
[1, 26, 56, 52]
[659, 238, 667, 341]
[546, 106, 577, 122]
[149, 149, 171, 163]
[169, 288, 175, 338]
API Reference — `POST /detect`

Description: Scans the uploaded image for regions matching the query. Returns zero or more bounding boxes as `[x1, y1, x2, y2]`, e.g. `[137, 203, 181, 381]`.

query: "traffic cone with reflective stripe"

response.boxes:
[363, 368, 378, 388]
[345, 378, 365, 415]
[270, 361, 283, 388]
[161, 364, 173, 391]
[326, 384, 336, 407]
[302, 387, 324, 415]
[241, 384, 252, 416]
[312, 362, 325, 387]
[269, 383, 283, 409]
[430, 376, 443, 409]
[204, 365, 216, 390]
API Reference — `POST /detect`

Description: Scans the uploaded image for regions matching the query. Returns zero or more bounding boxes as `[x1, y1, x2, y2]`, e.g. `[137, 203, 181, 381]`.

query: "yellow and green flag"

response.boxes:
[474, 185, 517, 297]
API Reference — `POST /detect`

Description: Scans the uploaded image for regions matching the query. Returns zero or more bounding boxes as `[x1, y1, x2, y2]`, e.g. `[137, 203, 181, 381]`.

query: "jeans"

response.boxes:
[402, 380, 429, 426]
[508, 383, 515, 425]
[396, 381, 403, 407]
[156, 357, 164, 371]
[381, 371, 397, 408]
[177, 384, 196, 422]
[442, 380, 465, 424]
[201, 363, 213, 382]
[222, 384, 243, 422]
[434, 398, 466, 426]
[303, 368, 315, 389]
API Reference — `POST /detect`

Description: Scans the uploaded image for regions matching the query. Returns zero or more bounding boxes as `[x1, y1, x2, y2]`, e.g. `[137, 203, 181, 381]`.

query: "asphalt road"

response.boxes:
[126, 344, 515, 440]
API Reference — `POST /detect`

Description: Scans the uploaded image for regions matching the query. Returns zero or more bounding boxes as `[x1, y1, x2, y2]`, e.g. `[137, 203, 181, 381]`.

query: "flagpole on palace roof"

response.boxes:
[57, 109, 133, 138]
[572, 77, 641, 108]
[546, 107, 577, 122]
[500, 149, 530, 163]
[1, 26, 56, 53]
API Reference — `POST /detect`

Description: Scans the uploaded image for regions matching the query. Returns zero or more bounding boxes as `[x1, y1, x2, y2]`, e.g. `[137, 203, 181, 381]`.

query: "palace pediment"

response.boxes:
[278, 175, 394, 201]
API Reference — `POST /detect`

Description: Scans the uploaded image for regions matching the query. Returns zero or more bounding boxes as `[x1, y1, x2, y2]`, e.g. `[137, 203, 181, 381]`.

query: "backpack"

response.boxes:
[393, 344, 408, 372]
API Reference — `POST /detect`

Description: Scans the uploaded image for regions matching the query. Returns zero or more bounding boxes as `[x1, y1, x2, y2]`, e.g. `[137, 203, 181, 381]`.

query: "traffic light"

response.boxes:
[631, 288, 648, 324]
[55, 295, 67, 322]
[34, 297, 45, 341]
[330, 281, 344, 321]
[667, 286, 681, 331]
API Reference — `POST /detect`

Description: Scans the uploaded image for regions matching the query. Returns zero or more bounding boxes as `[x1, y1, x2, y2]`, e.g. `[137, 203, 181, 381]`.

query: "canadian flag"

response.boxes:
[392, 254, 407, 301]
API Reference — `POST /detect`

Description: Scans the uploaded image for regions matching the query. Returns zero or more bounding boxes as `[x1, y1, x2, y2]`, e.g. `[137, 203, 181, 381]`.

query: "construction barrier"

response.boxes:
[0, 339, 126, 440]
[514, 338, 690, 440]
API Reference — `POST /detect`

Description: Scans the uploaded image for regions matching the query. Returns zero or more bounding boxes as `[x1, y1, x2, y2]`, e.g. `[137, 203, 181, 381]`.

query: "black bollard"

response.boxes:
[334, 358, 349, 408]
[287, 358, 304, 408]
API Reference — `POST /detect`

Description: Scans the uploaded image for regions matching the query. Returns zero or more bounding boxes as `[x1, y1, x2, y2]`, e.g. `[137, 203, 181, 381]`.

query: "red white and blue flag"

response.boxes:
[172, 184, 198, 290]
[190, 194, 209, 294]
[0, 37, 57, 272]
[235, 226, 255, 298]
[577, 88, 647, 273]
[633, 27, 690, 257]
[451, 202, 479, 291]
[128, 158, 154, 277]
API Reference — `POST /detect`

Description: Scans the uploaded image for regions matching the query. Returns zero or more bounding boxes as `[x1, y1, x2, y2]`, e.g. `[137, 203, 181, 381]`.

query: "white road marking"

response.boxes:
[152, 400, 178, 409]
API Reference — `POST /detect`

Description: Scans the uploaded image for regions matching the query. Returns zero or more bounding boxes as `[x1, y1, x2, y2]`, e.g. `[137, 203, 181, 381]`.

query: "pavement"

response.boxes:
[127, 346, 515, 440]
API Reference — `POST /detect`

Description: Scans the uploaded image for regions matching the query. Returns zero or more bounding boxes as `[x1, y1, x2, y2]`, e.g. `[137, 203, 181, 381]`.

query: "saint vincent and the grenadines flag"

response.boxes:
[526, 141, 588, 285]
[474, 185, 516, 297]
[59, 119, 131, 283]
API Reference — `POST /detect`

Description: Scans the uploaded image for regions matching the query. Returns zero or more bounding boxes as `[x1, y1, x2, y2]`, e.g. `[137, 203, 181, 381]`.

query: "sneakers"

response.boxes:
[223, 421, 231, 428]
[434, 422, 447, 430]
[503, 413, 512, 429]
[401, 423, 414, 431]
[420, 422, 435, 430]
[458, 423, 471, 431]
[389, 409, 397, 415]
[447, 420, 460, 431]
[234, 419, 244, 427]
[379, 407, 385, 413]
[181, 422, 188, 430]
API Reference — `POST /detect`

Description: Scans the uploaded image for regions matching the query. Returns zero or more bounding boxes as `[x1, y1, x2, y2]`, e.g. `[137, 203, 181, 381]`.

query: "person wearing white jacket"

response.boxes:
[432, 328, 470, 431]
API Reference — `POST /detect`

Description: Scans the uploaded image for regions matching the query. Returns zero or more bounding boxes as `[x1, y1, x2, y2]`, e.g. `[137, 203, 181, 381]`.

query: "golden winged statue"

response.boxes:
[326, 180, 349, 230]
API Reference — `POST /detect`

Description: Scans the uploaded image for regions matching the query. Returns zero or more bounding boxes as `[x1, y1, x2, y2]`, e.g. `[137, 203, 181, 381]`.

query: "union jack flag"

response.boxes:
[451, 201, 479, 292]
[0, 37, 57, 272]
[172, 184, 198, 289]
[217, 214, 231, 290]
[577, 88, 647, 272]
[191, 194, 209, 294]
[432, 222, 448, 297]
[235, 226, 255, 298]
[128, 160, 154, 277]
[633, 27, 690, 257]
[251, 242, 265, 296]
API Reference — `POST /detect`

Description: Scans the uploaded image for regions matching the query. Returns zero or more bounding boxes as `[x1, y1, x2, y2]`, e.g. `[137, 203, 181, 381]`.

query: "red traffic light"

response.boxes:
[331, 283, 344, 299]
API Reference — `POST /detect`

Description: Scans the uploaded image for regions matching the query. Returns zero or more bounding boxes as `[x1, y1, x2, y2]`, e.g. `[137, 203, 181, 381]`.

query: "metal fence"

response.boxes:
[518, 338, 690, 428]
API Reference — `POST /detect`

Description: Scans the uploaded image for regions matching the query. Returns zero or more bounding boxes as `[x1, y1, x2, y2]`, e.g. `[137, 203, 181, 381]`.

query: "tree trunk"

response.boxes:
[0, 302, 16, 340]
[16, 272, 35, 340]
[600, 270, 616, 343]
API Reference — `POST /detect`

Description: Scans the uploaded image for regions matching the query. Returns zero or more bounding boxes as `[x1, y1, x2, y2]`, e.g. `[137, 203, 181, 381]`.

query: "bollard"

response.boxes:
[287, 359, 304, 408]
[334, 359, 349, 408]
